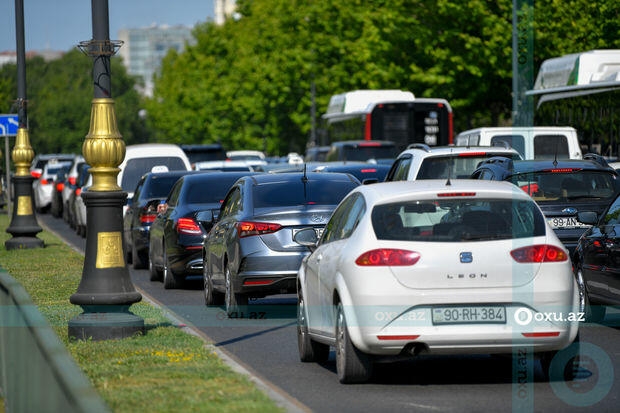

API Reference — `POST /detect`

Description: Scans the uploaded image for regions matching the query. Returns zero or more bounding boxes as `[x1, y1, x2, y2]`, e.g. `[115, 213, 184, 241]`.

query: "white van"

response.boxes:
[455, 126, 582, 160]
[118, 144, 192, 200]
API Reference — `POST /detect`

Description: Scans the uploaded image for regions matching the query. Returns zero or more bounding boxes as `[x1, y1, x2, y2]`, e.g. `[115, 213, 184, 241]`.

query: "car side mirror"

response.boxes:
[293, 227, 318, 250]
[577, 211, 598, 225]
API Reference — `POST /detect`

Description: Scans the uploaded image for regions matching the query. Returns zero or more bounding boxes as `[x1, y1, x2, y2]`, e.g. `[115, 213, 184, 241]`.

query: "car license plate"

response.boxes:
[546, 217, 590, 229]
[432, 306, 506, 325]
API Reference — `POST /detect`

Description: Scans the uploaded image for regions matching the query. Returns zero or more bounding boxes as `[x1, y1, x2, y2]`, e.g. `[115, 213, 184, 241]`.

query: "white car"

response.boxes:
[384, 144, 522, 181]
[294, 179, 580, 383]
[32, 159, 73, 212]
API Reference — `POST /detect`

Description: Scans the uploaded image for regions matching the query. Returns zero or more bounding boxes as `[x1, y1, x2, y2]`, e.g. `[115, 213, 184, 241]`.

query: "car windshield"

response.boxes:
[372, 198, 546, 242]
[253, 180, 358, 208]
[509, 170, 618, 203]
[418, 154, 519, 179]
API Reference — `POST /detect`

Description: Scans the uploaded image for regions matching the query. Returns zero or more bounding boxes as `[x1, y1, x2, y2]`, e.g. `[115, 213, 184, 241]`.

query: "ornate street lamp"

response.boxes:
[68, 0, 144, 340]
[5, 0, 44, 250]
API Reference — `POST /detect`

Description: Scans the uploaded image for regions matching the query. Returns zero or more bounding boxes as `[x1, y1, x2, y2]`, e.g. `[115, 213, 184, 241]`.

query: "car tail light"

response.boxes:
[458, 152, 487, 157]
[510, 245, 568, 263]
[521, 332, 560, 338]
[437, 192, 476, 198]
[237, 221, 282, 238]
[544, 168, 582, 173]
[355, 249, 420, 266]
[360, 168, 377, 173]
[68, 177, 77, 186]
[31, 170, 41, 179]
[358, 141, 381, 147]
[176, 218, 202, 235]
[55, 182, 64, 191]
[139, 210, 157, 225]
[75, 187, 82, 197]
[40, 178, 51, 185]
[377, 335, 420, 341]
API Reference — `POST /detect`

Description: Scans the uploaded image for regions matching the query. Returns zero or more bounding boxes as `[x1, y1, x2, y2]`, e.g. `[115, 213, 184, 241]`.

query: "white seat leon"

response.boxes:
[294, 179, 580, 383]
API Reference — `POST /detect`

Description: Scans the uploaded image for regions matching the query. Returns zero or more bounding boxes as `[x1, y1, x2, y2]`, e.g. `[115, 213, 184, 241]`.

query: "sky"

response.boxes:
[0, 0, 215, 52]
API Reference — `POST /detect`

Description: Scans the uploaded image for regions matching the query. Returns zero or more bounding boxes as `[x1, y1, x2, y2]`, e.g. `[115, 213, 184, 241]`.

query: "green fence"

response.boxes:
[0, 268, 109, 413]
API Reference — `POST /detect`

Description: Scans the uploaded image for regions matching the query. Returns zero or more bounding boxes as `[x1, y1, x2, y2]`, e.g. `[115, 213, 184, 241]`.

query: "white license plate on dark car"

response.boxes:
[432, 306, 506, 324]
[546, 217, 590, 229]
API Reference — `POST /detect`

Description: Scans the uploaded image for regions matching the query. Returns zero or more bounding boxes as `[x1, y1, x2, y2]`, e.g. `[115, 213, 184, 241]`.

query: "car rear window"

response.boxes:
[184, 177, 243, 204]
[371, 198, 546, 242]
[253, 180, 358, 208]
[143, 175, 186, 199]
[341, 145, 398, 161]
[417, 153, 520, 179]
[121, 157, 188, 192]
[509, 170, 618, 203]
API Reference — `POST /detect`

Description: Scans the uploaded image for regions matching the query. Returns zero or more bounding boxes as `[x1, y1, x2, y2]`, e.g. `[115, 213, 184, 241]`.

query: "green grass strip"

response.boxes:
[0, 213, 282, 413]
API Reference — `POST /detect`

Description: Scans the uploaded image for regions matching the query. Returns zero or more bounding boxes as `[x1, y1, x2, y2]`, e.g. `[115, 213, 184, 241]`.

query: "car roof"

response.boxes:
[353, 179, 532, 205]
[398, 145, 521, 157]
[180, 171, 255, 183]
[498, 158, 614, 173]
[331, 140, 396, 147]
[247, 171, 360, 185]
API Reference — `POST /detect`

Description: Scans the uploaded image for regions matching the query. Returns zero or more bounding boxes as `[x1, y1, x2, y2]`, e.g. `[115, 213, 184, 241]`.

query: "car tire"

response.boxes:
[297, 288, 329, 362]
[225, 265, 247, 317]
[163, 246, 180, 289]
[335, 302, 373, 384]
[576, 267, 606, 323]
[132, 243, 147, 269]
[204, 260, 224, 306]
[148, 253, 161, 282]
[538, 333, 580, 382]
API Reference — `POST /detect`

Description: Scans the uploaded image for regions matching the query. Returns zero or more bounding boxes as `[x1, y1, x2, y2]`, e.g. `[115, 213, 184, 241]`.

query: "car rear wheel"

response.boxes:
[204, 260, 224, 306]
[298, 289, 329, 362]
[132, 243, 147, 269]
[163, 245, 181, 289]
[225, 265, 247, 317]
[148, 252, 161, 281]
[576, 267, 606, 323]
[335, 302, 372, 383]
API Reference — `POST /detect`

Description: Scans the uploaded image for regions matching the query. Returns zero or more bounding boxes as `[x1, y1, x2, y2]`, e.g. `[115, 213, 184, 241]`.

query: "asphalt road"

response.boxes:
[39, 212, 620, 413]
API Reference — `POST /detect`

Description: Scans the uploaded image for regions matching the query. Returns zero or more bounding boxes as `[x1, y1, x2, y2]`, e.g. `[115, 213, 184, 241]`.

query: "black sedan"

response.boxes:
[202, 172, 360, 316]
[149, 171, 255, 289]
[123, 170, 196, 269]
[572, 191, 620, 322]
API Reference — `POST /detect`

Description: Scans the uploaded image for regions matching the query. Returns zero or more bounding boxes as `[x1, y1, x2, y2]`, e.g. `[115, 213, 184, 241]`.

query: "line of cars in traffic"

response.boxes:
[32, 139, 620, 384]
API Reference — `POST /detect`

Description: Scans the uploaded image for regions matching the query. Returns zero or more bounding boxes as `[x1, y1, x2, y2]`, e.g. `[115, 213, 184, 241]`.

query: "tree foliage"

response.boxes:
[0, 49, 148, 155]
[1, 1, 618, 158]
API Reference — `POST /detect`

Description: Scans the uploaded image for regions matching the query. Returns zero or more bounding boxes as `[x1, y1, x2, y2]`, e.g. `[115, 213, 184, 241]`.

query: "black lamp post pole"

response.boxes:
[5, 0, 44, 250]
[68, 0, 144, 341]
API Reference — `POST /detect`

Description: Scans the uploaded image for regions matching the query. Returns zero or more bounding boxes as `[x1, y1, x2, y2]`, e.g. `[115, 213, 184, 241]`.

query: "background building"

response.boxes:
[117, 25, 195, 96]
[215, 0, 237, 25]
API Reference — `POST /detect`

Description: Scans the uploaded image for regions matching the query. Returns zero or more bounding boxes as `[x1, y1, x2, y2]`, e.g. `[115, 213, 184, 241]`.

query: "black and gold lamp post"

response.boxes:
[5, 0, 44, 250]
[68, 0, 144, 340]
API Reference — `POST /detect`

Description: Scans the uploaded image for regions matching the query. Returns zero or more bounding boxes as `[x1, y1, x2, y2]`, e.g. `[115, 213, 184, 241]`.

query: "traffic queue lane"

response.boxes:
[38, 213, 620, 413]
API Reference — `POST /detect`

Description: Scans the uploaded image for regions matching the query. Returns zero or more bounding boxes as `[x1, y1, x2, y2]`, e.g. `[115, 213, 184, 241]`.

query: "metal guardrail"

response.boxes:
[0, 268, 109, 413]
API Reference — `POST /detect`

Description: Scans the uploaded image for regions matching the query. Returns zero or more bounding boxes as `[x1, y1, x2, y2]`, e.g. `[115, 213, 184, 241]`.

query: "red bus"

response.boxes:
[320, 90, 453, 152]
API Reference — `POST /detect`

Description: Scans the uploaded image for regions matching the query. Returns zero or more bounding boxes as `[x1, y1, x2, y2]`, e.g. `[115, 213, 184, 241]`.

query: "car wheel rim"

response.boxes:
[225, 267, 232, 311]
[576, 268, 586, 314]
[298, 293, 306, 337]
[336, 306, 345, 372]
[204, 266, 212, 303]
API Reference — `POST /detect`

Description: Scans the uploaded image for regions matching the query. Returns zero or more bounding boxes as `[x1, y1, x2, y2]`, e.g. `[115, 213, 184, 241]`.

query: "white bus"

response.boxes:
[527, 49, 620, 157]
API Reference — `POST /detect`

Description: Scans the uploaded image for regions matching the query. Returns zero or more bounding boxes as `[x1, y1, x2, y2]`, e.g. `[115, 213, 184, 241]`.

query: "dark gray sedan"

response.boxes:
[202, 172, 360, 316]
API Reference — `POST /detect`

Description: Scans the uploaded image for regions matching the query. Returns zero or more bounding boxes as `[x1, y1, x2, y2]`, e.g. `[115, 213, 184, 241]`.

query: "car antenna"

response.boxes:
[301, 163, 309, 201]
[553, 137, 559, 167]
[445, 148, 453, 186]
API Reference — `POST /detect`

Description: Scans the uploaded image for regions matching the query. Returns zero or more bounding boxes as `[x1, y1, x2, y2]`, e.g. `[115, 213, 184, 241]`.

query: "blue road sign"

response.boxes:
[0, 114, 19, 135]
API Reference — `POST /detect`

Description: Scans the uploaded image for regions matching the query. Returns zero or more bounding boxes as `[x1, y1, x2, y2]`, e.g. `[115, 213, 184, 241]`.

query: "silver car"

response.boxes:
[202, 172, 360, 316]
